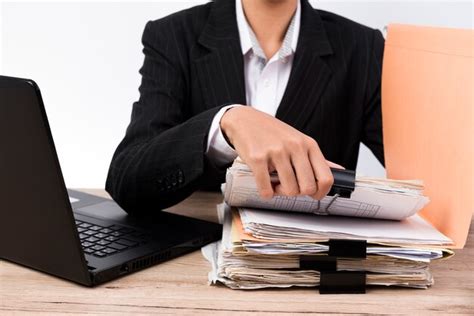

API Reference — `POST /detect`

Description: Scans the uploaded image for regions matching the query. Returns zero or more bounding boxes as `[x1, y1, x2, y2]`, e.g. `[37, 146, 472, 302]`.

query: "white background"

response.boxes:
[1, 0, 472, 188]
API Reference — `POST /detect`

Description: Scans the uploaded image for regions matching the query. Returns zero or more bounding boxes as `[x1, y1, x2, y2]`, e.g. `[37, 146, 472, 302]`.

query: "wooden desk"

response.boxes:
[1, 189, 473, 315]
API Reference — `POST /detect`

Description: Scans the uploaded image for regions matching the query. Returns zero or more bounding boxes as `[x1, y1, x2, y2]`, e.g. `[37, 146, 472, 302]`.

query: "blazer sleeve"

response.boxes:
[106, 21, 226, 214]
[361, 29, 385, 166]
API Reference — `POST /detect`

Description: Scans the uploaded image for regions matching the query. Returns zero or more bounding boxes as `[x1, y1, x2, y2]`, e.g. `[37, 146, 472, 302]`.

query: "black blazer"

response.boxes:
[106, 0, 385, 214]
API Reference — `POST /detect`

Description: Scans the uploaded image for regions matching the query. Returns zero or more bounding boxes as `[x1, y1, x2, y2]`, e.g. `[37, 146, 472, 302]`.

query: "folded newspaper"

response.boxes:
[224, 159, 430, 220]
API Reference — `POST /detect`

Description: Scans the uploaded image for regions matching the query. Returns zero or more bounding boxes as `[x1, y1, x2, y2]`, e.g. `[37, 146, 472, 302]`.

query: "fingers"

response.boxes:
[290, 148, 318, 197]
[308, 143, 334, 200]
[248, 143, 335, 200]
[245, 135, 337, 200]
[247, 157, 274, 199]
[272, 153, 299, 197]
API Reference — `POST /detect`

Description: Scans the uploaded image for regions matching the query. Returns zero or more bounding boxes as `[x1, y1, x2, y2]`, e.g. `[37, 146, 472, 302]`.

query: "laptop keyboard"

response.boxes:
[75, 219, 149, 258]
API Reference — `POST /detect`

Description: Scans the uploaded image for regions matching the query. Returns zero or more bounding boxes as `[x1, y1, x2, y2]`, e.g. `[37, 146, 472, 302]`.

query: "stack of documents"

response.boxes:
[225, 159, 429, 220]
[238, 208, 453, 246]
[203, 204, 453, 290]
[203, 160, 454, 291]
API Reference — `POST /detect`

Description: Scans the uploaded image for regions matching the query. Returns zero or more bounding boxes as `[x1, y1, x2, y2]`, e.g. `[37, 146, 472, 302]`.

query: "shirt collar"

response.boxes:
[236, 0, 301, 58]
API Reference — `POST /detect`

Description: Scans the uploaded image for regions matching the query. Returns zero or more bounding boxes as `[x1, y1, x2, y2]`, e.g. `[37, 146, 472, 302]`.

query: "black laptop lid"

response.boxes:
[0, 76, 91, 285]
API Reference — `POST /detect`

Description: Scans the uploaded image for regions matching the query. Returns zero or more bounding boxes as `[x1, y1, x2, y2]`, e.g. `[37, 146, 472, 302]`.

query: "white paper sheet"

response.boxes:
[239, 208, 452, 245]
[69, 196, 79, 203]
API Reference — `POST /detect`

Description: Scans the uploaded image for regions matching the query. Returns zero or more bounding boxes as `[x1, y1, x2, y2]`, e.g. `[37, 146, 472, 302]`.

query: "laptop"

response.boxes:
[0, 75, 222, 286]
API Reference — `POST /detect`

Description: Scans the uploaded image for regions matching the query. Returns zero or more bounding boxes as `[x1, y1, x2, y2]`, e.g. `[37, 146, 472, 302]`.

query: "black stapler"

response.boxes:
[328, 168, 355, 198]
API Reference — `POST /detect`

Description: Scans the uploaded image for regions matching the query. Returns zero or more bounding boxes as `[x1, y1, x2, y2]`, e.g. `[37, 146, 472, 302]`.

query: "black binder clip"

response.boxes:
[299, 239, 367, 294]
[328, 239, 367, 259]
[320, 271, 366, 294]
[328, 168, 355, 198]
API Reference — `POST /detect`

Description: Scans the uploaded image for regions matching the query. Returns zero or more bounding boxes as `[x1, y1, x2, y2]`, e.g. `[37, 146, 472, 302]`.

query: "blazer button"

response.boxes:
[177, 171, 184, 184]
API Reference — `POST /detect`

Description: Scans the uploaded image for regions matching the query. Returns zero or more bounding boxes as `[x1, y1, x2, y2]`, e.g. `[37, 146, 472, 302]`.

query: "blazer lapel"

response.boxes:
[194, 0, 246, 108]
[193, 0, 333, 123]
[276, 0, 334, 131]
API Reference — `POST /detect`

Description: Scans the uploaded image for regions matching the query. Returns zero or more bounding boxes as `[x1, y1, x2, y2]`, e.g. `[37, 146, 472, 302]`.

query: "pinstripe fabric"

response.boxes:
[106, 0, 385, 214]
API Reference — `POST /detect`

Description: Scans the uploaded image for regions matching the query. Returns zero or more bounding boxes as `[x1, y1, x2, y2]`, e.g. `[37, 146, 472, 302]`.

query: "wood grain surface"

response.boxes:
[1, 189, 473, 315]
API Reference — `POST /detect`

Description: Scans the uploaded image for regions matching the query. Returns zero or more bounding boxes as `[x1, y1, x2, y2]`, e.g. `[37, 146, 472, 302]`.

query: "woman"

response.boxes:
[106, 0, 385, 214]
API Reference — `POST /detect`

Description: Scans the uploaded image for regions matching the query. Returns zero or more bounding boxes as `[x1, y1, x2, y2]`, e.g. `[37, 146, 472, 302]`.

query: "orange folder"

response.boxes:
[382, 24, 474, 248]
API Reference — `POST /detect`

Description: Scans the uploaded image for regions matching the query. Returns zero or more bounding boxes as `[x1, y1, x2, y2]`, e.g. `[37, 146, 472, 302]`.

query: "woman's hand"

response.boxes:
[221, 106, 343, 200]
